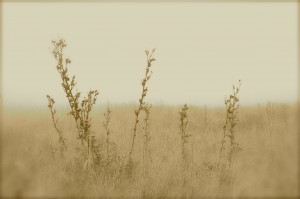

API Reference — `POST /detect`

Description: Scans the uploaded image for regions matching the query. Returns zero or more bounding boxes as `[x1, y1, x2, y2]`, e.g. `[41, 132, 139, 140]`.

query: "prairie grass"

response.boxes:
[1, 103, 298, 198]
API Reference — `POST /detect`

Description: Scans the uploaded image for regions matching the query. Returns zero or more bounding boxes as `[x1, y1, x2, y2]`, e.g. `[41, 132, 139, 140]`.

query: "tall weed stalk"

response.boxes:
[219, 80, 242, 169]
[127, 49, 156, 173]
[218, 80, 242, 199]
[48, 39, 102, 170]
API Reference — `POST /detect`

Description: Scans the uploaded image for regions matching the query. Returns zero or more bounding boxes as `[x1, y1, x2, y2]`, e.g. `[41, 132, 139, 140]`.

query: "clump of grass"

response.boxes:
[46, 95, 67, 154]
[126, 49, 156, 174]
[48, 39, 102, 170]
[219, 80, 242, 169]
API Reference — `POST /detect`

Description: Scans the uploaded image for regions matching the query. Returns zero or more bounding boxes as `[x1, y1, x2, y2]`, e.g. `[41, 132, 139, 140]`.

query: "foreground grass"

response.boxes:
[1, 103, 298, 198]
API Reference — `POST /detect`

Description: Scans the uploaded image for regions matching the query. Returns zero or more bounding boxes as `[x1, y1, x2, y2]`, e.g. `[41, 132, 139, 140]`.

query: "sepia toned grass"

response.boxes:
[1, 103, 298, 198]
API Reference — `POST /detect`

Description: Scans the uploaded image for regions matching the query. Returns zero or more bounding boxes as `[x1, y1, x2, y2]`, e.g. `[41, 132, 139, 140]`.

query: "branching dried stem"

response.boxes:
[219, 80, 242, 168]
[128, 49, 156, 165]
[48, 39, 100, 168]
[46, 95, 68, 151]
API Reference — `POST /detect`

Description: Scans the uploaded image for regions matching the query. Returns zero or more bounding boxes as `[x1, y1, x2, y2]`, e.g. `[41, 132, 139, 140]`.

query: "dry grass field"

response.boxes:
[1, 102, 298, 198]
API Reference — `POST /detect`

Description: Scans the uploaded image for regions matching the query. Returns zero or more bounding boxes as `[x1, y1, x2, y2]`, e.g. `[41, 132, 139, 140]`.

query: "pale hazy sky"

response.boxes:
[2, 2, 298, 107]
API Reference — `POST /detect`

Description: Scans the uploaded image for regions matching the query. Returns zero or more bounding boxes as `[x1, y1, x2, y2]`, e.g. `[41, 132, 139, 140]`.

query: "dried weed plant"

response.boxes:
[48, 39, 101, 170]
[126, 49, 156, 175]
[46, 95, 67, 154]
[219, 80, 242, 169]
[218, 80, 242, 198]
